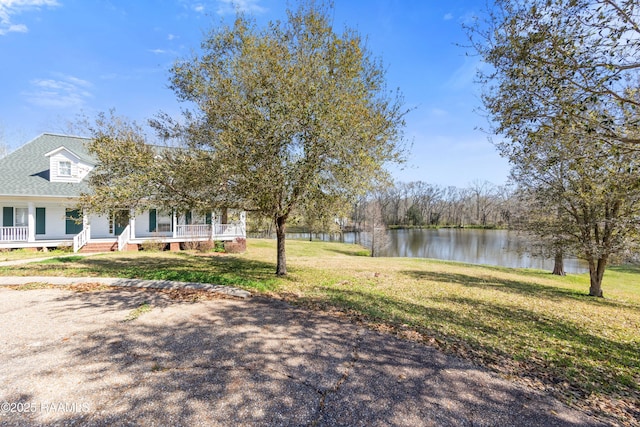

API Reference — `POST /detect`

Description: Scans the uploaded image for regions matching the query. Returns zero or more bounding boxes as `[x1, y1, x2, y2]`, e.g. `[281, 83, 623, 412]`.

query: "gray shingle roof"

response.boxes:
[0, 133, 96, 197]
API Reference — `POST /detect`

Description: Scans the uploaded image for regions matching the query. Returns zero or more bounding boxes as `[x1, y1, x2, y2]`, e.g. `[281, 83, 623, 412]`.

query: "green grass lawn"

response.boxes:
[1, 239, 638, 423]
[0, 248, 74, 262]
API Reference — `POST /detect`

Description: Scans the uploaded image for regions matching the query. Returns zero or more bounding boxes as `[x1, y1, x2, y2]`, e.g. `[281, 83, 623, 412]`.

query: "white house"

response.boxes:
[0, 133, 246, 252]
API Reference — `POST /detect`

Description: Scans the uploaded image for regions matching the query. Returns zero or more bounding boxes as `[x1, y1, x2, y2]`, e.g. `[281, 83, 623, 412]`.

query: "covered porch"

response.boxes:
[111, 209, 247, 252]
[0, 206, 246, 253]
[1, 202, 57, 249]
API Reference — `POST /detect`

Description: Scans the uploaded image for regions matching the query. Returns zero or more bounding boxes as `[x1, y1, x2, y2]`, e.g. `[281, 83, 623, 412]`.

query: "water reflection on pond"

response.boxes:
[286, 228, 589, 274]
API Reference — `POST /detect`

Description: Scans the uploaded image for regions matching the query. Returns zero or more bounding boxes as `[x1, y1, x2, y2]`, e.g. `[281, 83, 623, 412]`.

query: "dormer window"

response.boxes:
[59, 161, 72, 176]
[45, 146, 95, 183]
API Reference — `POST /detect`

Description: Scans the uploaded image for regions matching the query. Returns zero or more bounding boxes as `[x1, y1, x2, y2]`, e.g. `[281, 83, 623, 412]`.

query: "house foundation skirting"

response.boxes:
[0, 240, 75, 250]
[0, 235, 245, 251]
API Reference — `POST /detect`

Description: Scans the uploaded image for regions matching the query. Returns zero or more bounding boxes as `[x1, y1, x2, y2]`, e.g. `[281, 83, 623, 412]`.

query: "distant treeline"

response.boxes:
[247, 180, 523, 235]
[352, 180, 518, 230]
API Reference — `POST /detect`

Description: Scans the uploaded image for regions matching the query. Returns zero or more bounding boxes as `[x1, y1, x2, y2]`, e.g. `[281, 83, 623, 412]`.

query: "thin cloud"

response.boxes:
[430, 108, 449, 118]
[216, 0, 266, 16]
[177, 0, 265, 16]
[443, 13, 453, 21]
[458, 10, 479, 26]
[0, 0, 60, 35]
[148, 48, 177, 55]
[446, 56, 485, 90]
[1, 22, 25, 33]
[24, 74, 92, 108]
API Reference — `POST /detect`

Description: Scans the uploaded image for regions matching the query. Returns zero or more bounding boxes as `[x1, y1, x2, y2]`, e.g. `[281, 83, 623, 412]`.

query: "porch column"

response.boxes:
[172, 210, 177, 238]
[129, 208, 136, 239]
[27, 202, 35, 242]
[83, 209, 91, 241]
[211, 211, 216, 239]
[240, 211, 246, 237]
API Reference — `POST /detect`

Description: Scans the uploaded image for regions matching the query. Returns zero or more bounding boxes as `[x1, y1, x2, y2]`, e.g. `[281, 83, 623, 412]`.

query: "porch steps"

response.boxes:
[80, 242, 117, 253]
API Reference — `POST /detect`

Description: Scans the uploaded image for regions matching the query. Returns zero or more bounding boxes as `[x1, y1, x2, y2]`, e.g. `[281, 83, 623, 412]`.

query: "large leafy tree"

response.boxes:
[157, 2, 407, 275]
[471, 0, 640, 146]
[470, 0, 640, 296]
[80, 110, 230, 217]
[79, 111, 163, 215]
[506, 119, 640, 296]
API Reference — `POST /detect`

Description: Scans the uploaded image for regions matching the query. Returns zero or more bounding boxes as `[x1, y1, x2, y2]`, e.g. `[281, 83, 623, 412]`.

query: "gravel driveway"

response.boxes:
[0, 285, 606, 426]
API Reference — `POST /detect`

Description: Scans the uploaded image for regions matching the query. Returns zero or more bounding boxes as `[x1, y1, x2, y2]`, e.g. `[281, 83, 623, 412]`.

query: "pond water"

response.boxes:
[286, 228, 589, 274]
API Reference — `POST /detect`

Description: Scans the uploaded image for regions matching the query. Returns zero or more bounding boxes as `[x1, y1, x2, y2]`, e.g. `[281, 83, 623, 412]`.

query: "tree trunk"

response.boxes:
[371, 226, 375, 257]
[587, 256, 607, 297]
[221, 207, 228, 225]
[275, 216, 287, 276]
[552, 250, 565, 276]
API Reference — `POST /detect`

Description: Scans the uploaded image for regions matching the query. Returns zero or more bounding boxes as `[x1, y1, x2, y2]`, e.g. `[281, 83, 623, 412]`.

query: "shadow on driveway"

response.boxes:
[0, 288, 605, 426]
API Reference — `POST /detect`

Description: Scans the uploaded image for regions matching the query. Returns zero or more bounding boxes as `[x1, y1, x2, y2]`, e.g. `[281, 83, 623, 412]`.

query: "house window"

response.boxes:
[191, 211, 206, 224]
[15, 208, 28, 226]
[157, 211, 172, 232]
[59, 161, 72, 176]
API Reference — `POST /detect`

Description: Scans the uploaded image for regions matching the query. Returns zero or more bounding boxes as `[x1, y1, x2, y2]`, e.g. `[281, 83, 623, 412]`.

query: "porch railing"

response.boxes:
[214, 224, 245, 237]
[0, 226, 28, 242]
[174, 224, 246, 239]
[176, 224, 211, 238]
[73, 226, 90, 253]
[117, 225, 130, 251]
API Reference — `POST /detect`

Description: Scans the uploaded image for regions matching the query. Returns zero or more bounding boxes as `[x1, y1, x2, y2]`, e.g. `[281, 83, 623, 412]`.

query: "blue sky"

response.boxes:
[0, 0, 510, 188]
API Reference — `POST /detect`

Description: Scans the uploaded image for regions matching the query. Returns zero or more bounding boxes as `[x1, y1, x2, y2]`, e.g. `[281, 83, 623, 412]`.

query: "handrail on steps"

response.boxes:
[117, 225, 130, 252]
[73, 226, 90, 253]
